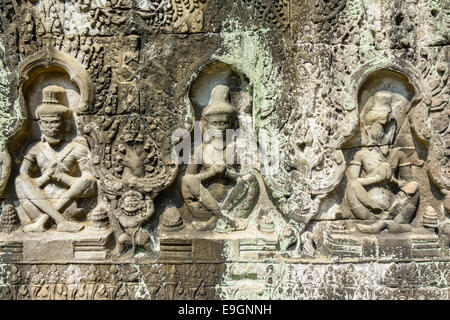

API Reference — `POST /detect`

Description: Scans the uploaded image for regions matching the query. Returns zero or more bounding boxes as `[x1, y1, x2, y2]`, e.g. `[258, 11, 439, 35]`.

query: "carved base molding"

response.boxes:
[219, 261, 450, 300]
[2, 260, 450, 300]
[160, 226, 278, 262]
[0, 262, 225, 300]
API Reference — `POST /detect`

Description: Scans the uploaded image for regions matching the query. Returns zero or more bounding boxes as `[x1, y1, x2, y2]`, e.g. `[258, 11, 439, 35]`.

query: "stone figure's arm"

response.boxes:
[185, 147, 203, 176]
[55, 171, 76, 186]
[0, 151, 11, 194]
[186, 162, 202, 175]
[20, 158, 48, 188]
[185, 147, 219, 181]
[78, 157, 95, 179]
[57, 147, 94, 186]
[397, 150, 416, 181]
[225, 151, 242, 180]
[356, 175, 384, 186]
[142, 198, 155, 220]
[346, 152, 363, 181]
[186, 163, 227, 182]
[186, 160, 215, 181]
[19, 158, 33, 176]
[225, 168, 241, 180]
[191, 166, 220, 181]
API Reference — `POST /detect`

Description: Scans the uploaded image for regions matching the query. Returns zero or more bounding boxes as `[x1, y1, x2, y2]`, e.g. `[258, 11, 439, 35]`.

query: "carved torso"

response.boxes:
[24, 140, 89, 198]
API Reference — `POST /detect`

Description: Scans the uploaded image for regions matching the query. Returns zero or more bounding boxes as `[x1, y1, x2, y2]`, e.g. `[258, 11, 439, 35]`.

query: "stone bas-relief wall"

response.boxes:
[0, 0, 448, 300]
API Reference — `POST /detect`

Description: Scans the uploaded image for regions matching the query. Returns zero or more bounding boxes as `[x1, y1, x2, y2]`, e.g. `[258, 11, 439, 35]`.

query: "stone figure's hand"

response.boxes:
[242, 173, 253, 182]
[400, 181, 418, 195]
[36, 163, 57, 187]
[376, 162, 392, 182]
[45, 161, 60, 181]
[397, 180, 407, 189]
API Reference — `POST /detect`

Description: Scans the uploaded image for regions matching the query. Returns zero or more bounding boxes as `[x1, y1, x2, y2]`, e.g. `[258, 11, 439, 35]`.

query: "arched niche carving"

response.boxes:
[9, 48, 94, 162]
[0, 48, 105, 240]
[162, 60, 260, 233]
[0, 49, 94, 198]
[343, 69, 418, 149]
[341, 60, 428, 149]
[188, 61, 252, 121]
[337, 62, 446, 232]
[18, 48, 94, 116]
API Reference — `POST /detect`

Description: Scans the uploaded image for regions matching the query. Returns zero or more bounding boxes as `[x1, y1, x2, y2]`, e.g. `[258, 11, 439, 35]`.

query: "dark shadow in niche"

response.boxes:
[342, 69, 416, 150]
[189, 61, 251, 121]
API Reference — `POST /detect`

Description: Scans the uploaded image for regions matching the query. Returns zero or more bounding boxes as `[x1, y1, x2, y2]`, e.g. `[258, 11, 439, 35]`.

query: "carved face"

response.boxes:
[204, 114, 234, 135]
[129, 38, 139, 51]
[39, 115, 65, 145]
[367, 112, 389, 143]
[119, 191, 145, 217]
[122, 196, 141, 213]
[362, 96, 396, 146]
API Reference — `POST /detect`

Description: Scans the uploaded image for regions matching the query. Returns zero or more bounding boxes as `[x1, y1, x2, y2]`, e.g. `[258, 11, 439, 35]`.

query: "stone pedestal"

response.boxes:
[323, 225, 440, 260]
[0, 228, 114, 262]
[160, 224, 278, 262]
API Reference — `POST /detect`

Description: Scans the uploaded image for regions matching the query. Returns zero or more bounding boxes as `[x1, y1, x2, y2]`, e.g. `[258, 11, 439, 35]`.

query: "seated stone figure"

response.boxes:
[344, 91, 420, 234]
[181, 85, 258, 231]
[15, 85, 96, 232]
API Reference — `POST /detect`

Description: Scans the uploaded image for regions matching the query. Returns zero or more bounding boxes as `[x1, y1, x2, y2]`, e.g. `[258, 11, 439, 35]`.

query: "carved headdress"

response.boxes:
[35, 85, 72, 120]
[202, 85, 237, 118]
[360, 91, 397, 146]
[200, 85, 238, 134]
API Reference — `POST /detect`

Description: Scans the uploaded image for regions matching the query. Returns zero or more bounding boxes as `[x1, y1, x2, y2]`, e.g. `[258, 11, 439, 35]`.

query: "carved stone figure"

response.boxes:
[114, 190, 154, 256]
[343, 91, 421, 233]
[181, 84, 258, 231]
[15, 85, 96, 233]
[119, 35, 139, 83]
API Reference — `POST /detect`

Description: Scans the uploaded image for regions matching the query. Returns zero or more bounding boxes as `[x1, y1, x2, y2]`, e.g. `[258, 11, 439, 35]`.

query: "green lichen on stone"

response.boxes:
[212, 18, 283, 154]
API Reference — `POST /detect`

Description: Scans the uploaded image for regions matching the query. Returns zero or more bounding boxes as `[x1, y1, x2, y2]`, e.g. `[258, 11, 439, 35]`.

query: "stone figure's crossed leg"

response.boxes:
[346, 181, 384, 220]
[357, 220, 411, 234]
[182, 175, 221, 213]
[15, 175, 83, 232]
[222, 178, 249, 210]
[182, 175, 236, 230]
[53, 176, 96, 213]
